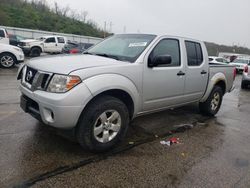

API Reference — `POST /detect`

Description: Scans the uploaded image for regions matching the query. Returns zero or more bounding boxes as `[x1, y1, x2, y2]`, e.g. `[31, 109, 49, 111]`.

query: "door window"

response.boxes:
[185, 41, 203, 66]
[149, 39, 181, 67]
[0, 30, 5, 37]
[57, 37, 65, 43]
[45, 37, 56, 43]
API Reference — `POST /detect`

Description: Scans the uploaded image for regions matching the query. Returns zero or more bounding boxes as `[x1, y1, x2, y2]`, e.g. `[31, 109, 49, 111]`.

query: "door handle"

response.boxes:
[201, 70, 207, 74]
[177, 71, 185, 76]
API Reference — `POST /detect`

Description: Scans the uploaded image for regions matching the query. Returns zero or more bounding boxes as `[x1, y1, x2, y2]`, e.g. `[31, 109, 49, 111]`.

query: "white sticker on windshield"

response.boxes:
[128, 42, 147, 47]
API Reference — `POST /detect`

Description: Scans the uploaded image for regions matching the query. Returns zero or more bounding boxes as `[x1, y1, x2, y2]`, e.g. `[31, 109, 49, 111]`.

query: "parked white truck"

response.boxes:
[19, 35, 67, 57]
[17, 34, 236, 152]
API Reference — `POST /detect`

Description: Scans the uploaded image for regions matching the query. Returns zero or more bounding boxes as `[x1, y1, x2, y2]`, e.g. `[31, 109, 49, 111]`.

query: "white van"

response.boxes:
[0, 28, 10, 44]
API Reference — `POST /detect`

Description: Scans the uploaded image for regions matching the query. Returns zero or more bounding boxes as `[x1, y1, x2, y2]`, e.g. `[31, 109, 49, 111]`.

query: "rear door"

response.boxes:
[183, 41, 209, 101]
[43, 37, 57, 52]
[56, 37, 66, 52]
[143, 37, 186, 111]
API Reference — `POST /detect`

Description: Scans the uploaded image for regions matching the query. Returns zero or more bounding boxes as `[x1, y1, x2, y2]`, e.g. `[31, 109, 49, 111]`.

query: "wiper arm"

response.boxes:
[83, 51, 93, 55]
[94, 53, 119, 60]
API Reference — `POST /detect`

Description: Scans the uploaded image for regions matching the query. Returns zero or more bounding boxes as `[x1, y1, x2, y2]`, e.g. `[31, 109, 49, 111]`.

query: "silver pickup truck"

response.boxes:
[17, 34, 236, 152]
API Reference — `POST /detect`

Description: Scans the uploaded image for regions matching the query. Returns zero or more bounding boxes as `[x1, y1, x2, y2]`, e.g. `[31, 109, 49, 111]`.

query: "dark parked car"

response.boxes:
[62, 42, 94, 54]
[9, 34, 27, 46]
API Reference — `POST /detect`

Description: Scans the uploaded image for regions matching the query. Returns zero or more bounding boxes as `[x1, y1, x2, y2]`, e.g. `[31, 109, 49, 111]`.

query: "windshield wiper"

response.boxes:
[94, 53, 119, 60]
[83, 51, 94, 55]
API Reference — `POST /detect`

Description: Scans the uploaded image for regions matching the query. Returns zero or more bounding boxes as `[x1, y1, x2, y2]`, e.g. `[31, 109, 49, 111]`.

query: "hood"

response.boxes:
[20, 39, 40, 43]
[27, 54, 127, 74]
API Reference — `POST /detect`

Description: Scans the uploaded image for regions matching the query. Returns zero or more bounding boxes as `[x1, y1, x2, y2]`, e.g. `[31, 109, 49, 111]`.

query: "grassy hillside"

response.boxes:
[0, 0, 106, 38]
[205, 42, 250, 56]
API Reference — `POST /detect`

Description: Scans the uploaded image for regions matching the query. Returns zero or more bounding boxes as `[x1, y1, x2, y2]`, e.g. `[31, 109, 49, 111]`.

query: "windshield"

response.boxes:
[233, 59, 249, 64]
[86, 34, 156, 62]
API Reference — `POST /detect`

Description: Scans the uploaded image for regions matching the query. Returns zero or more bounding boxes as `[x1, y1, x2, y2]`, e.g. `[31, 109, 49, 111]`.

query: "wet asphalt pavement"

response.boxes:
[0, 65, 250, 188]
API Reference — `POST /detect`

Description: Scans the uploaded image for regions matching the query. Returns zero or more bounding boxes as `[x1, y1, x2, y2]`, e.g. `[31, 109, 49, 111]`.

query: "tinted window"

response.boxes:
[209, 58, 213, 61]
[0, 30, 5, 37]
[57, 37, 65, 43]
[216, 58, 223, 62]
[45, 37, 56, 43]
[185, 41, 203, 66]
[150, 39, 181, 67]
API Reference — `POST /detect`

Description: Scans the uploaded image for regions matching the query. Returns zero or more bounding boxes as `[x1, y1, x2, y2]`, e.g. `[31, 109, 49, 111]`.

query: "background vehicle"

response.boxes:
[19, 35, 67, 57]
[62, 42, 93, 54]
[230, 58, 250, 73]
[0, 43, 24, 68]
[241, 63, 250, 89]
[17, 34, 235, 152]
[209, 56, 229, 64]
[9, 34, 27, 46]
[0, 28, 9, 44]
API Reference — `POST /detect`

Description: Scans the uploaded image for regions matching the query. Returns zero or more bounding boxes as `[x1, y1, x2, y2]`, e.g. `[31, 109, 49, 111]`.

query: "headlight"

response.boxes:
[47, 74, 81, 93]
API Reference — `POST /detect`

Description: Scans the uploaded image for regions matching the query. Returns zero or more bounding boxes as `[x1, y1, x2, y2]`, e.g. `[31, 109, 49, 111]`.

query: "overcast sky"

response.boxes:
[50, 0, 250, 48]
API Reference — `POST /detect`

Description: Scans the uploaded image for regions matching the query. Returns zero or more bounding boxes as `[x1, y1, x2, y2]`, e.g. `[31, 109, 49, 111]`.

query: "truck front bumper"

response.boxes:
[19, 83, 93, 129]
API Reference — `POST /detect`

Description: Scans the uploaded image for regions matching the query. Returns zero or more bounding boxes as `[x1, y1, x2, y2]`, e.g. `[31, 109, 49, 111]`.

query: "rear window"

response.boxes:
[185, 41, 203, 66]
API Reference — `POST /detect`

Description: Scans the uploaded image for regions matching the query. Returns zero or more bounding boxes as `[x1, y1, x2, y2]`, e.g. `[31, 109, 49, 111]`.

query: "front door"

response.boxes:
[44, 37, 57, 53]
[143, 38, 185, 111]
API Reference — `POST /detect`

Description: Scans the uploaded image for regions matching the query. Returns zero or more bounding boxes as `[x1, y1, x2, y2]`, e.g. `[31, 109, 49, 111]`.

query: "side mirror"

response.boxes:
[148, 55, 172, 67]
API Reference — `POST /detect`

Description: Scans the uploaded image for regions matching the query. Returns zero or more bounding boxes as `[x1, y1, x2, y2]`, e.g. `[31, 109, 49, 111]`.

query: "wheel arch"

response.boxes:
[83, 89, 135, 120]
[31, 46, 42, 52]
[200, 72, 227, 102]
[0, 51, 17, 61]
[82, 74, 141, 119]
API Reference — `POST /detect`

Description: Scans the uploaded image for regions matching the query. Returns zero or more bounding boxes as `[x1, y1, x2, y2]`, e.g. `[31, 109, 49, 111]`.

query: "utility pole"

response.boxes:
[123, 26, 126, 34]
[104, 21, 107, 38]
[109, 22, 113, 33]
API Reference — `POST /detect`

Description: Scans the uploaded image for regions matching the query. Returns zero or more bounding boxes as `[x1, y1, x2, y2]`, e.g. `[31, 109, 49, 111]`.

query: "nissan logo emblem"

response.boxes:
[26, 71, 33, 81]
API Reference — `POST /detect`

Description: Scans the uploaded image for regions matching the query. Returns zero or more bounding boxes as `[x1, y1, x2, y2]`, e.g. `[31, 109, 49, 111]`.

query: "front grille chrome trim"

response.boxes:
[22, 66, 53, 91]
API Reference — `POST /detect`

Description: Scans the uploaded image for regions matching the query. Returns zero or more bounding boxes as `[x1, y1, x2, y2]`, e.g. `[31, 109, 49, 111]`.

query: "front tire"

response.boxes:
[30, 47, 41, 57]
[199, 86, 223, 116]
[0, 53, 17, 68]
[76, 95, 129, 152]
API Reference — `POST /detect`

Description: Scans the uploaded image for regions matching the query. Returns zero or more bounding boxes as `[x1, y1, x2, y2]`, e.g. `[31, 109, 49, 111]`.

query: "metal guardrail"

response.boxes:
[0, 25, 102, 44]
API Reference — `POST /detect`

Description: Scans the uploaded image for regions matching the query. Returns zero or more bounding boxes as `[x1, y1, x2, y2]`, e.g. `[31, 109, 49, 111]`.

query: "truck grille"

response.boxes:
[22, 66, 52, 91]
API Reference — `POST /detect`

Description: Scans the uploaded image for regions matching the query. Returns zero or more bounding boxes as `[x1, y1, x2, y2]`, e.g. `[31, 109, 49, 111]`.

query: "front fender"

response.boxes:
[83, 74, 140, 115]
[200, 72, 226, 102]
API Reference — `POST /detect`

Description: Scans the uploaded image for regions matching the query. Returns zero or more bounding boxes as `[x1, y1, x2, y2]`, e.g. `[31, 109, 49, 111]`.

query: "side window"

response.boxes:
[185, 41, 203, 66]
[45, 37, 56, 43]
[0, 30, 5, 37]
[216, 58, 223, 62]
[57, 37, 65, 43]
[150, 39, 181, 67]
[209, 58, 213, 62]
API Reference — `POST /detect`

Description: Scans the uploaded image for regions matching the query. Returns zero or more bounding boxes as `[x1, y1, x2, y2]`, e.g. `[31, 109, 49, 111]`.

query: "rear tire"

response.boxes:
[30, 47, 41, 57]
[199, 86, 223, 116]
[0, 53, 17, 68]
[76, 95, 129, 153]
